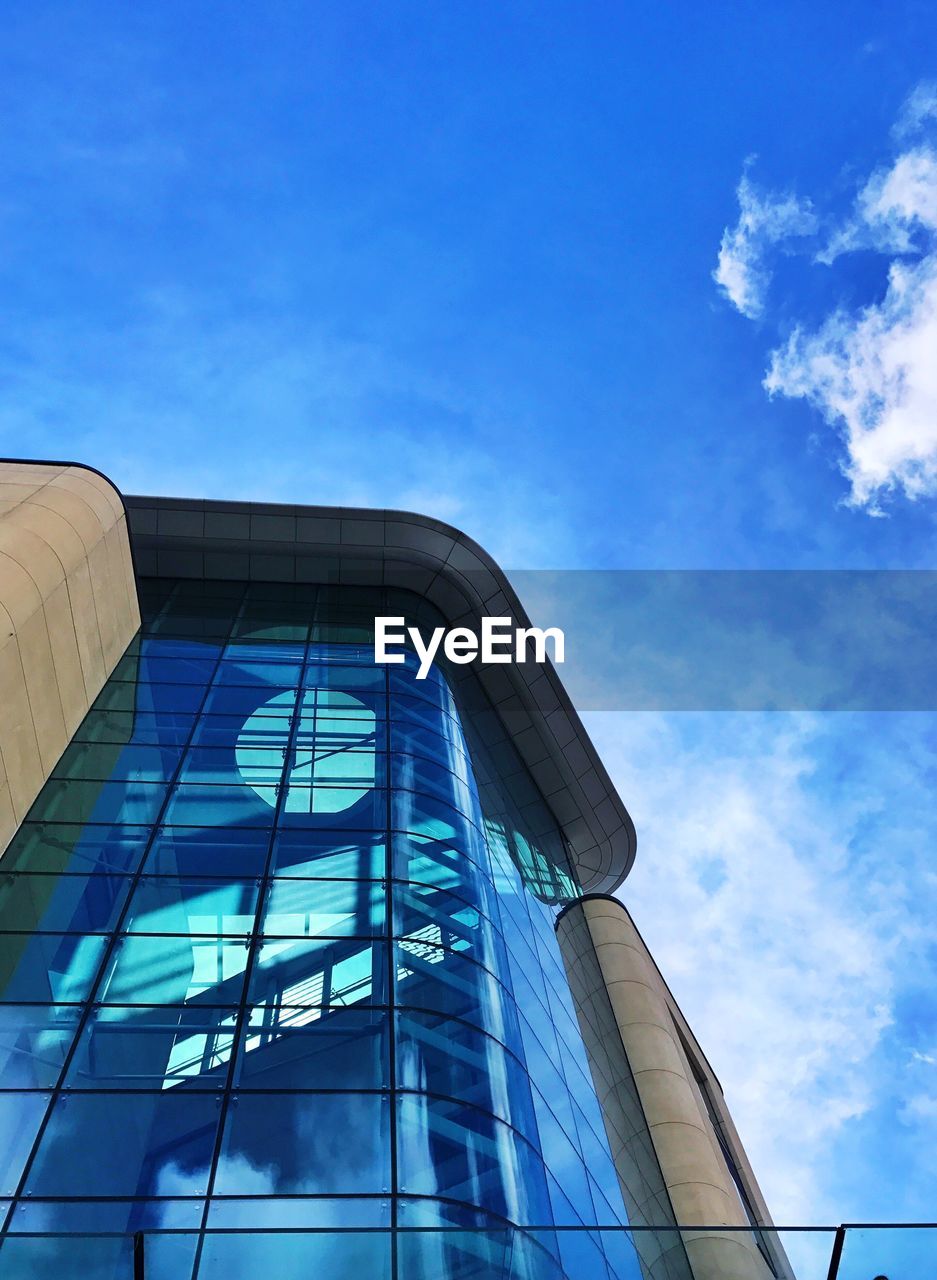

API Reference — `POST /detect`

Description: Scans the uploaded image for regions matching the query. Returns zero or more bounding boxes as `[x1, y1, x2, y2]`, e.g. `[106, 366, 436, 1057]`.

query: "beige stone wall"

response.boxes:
[558, 896, 794, 1280]
[0, 461, 139, 853]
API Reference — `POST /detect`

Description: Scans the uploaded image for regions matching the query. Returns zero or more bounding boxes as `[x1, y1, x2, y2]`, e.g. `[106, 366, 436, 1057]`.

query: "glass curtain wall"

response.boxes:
[0, 580, 673, 1280]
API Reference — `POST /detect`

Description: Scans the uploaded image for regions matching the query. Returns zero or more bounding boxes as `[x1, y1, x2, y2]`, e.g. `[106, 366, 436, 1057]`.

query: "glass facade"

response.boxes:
[0, 579, 679, 1279]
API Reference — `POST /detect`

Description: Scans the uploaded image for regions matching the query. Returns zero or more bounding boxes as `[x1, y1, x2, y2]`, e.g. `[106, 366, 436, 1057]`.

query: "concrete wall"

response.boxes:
[0, 461, 139, 854]
[558, 896, 793, 1280]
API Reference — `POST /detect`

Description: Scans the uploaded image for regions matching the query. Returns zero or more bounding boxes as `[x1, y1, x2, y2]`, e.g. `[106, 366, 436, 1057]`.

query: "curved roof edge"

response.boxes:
[123, 491, 637, 893]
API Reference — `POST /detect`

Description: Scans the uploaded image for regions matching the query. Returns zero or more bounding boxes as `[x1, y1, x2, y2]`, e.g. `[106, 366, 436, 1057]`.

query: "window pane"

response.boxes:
[213, 1092, 389, 1194]
[0, 1006, 79, 1087]
[142, 827, 270, 878]
[397, 1094, 551, 1224]
[270, 830, 384, 880]
[26, 779, 167, 827]
[0, 823, 149, 878]
[52, 741, 183, 784]
[0, 1092, 51, 1196]
[249, 936, 387, 1008]
[394, 944, 518, 1045]
[279, 786, 387, 827]
[100, 934, 249, 1006]
[0, 933, 108, 1003]
[122, 877, 260, 936]
[261, 878, 384, 938]
[0, 873, 131, 934]
[195, 1232, 390, 1280]
[24, 1092, 220, 1197]
[396, 1010, 536, 1134]
[66, 1005, 238, 1089]
[163, 784, 275, 828]
[235, 1006, 388, 1090]
[394, 882, 505, 974]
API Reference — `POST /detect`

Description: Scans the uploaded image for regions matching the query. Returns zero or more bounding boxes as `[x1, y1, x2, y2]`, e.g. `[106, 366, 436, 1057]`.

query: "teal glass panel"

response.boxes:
[52, 741, 183, 783]
[261, 878, 384, 938]
[65, 1005, 238, 1089]
[163, 783, 276, 828]
[212, 1092, 389, 1194]
[0, 1005, 80, 1087]
[121, 877, 260, 936]
[249, 936, 387, 1008]
[100, 934, 250, 1006]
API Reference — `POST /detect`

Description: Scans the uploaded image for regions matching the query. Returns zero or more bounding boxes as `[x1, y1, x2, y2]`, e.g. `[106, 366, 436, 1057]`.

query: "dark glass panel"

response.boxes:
[142, 827, 270, 879]
[23, 1092, 220, 1196]
[394, 943, 519, 1045]
[392, 753, 479, 819]
[261, 878, 384, 938]
[249, 935, 387, 1009]
[0, 823, 148, 877]
[65, 1005, 238, 1089]
[0, 1235, 200, 1280]
[212, 659, 303, 688]
[203, 685, 298, 717]
[234, 1006, 388, 1090]
[0, 872, 131, 934]
[181, 746, 286, 786]
[121, 876, 260, 936]
[269, 829, 385, 880]
[0, 1005, 79, 1087]
[100, 934, 250, 1007]
[396, 1010, 538, 1135]
[52, 741, 183, 783]
[111, 653, 217, 685]
[303, 662, 385, 691]
[394, 882, 505, 974]
[222, 640, 305, 663]
[99, 682, 206, 715]
[397, 1094, 552, 1224]
[213, 1091, 389, 1195]
[0, 1091, 49, 1194]
[71, 708, 195, 747]
[0, 932, 108, 1003]
[25, 778, 168, 827]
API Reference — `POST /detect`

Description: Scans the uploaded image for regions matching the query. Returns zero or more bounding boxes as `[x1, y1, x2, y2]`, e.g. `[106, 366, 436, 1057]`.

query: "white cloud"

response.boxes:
[719, 84, 937, 513]
[713, 172, 818, 319]
[766, 250, 937, 512]
[585, 712, 936, 1228]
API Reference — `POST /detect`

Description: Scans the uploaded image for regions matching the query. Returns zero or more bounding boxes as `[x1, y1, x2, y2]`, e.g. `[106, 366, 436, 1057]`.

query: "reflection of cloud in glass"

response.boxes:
[236, 690, 376, 812]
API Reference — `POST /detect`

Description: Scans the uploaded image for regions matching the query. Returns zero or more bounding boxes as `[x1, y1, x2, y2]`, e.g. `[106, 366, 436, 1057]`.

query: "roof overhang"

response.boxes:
[125, 493, 636, 893]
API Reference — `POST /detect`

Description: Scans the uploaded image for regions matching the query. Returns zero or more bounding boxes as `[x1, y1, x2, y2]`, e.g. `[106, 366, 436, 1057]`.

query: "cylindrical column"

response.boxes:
[557, 896, 776, 1280]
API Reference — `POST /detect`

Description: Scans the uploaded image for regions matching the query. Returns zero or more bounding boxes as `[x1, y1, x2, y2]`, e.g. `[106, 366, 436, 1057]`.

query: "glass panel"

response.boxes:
[395, 943, 519, 1044]
[249, 935, 387, 1009]
[100, 934, 250, 1006]
[65, 1005, 238, 1089]
[142, 827, 271, 878]
[0, 872, 131, 934]
[0, 1091, 51, 1195]
[396, 1010, 537, 1134]
[52, 742, 183, 783]
[213, 659, 304, 687]
[206, 1196, 389, 1226]
[0, 933, 108, 1003]
[24, 1092, 220, 1196]
[394, 882, 505, 973]
[71, 708, 196, 747]
[397, 1093, 552, 1224]
[213, 1091, 389, 1194]
[235, 1006, 388, 1090]
[122, 877, 260, 936]
[0, 823, 149, 877]
[163, 784, 276, 828]
[279, 786, 387, 827]
[25, 779, 167, 827]
[269, 830, 385, 880]
[195, 1231, 391, 1280]
[261, 878, 384, 938]
[0, 1235, 200, 1280]
[392, 790, 481, 844]
[0, 1005, 80, 1087]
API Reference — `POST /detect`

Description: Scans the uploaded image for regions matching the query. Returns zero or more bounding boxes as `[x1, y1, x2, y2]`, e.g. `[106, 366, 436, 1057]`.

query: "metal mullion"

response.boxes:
[189, 596, 315, 1279]
[1, 579, 249, 1242]
[384, 628, 399, 1280]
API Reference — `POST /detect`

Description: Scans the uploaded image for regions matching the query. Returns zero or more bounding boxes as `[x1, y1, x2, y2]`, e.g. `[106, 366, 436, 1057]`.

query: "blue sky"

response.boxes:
[2, 0, 937, 1252]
